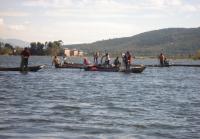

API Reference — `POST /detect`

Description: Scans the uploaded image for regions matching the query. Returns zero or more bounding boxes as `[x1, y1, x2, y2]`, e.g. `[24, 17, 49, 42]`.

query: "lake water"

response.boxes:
[0, 56, 200, 139]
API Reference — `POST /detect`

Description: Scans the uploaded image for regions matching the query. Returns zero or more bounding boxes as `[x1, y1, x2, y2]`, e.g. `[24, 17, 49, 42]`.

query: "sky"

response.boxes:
[0, 0, 200, 44]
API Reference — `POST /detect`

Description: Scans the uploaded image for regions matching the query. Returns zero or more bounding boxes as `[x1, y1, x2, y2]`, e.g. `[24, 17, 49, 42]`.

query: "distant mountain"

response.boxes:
[0, 38, 30, 48]
[64, 27, 200, 56]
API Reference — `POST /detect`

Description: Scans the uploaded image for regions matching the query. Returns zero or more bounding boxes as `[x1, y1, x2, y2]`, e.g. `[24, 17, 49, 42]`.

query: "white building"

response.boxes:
[64, 48, 70, 56]
[64, 48, 84, 56]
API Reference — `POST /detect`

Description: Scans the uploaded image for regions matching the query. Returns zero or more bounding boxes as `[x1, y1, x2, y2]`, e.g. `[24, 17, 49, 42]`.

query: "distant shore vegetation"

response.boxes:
[0, 40, 64, 56]
[192, 50, 200, 60]
[0, 40, 200, 60]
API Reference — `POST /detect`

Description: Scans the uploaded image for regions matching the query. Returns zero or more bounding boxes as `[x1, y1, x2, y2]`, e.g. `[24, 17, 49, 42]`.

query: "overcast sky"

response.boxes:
[0, 0, 200, 44]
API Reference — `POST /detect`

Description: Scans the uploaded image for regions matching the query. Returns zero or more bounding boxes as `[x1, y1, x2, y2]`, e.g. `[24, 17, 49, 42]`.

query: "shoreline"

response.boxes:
[0, 54, 200, 60]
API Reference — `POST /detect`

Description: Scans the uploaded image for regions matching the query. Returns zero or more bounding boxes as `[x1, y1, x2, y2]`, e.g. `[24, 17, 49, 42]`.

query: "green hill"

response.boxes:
[64, 27, 200, 57]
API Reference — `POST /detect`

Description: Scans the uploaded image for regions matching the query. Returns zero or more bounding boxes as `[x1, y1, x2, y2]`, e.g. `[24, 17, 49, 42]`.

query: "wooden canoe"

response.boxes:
[120, 66, 146, 73]
[85, 65, 120, 72]
[85, 65, 145, 73]
[0, 65, 44, 72]
[55, 63, 85, 69]
[145, 64, 200, 67]
[145, 64, 170, 67]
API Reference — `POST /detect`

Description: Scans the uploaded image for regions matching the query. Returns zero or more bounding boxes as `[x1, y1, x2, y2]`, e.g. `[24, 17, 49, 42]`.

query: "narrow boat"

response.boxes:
[145, 64, 170, 67]
[55, 63, 85, 69]
[84, 65, 120, 72]
[0, 65, 44, 72]
[120, 66, 146, 73]
[85, 65, 145, 73]
[145, 64, 200, 67]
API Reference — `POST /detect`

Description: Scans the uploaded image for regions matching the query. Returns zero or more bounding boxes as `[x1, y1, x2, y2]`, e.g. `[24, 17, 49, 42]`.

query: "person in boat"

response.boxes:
[101, 53, 110, 67]
[83, 57, 90, 65]
[93, 52, 99, 65]
[20, 47, 30, 71]
[113, 56, 121, 67]
[159, 53, 165, 66]
[121, 53, 126, 68]
[164, 57, 169, 65]
[125, 51, 132, 70]
[62, 56, 72, 64]
[52, 56, 61, 67]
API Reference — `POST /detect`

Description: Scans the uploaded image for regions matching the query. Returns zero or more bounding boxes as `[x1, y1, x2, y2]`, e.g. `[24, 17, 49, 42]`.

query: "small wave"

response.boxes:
[85, 128, 123, 134]
[0, 96, 7, 101]
[26, 118, 53, 123]
[61, 125, 123, 135]
[146, 122, 182, 130]
[51, 105, 81, 111]
[0, 125, 14, 131]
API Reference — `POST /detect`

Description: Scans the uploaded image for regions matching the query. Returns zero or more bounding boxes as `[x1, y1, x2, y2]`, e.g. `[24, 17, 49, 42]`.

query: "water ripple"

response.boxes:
[0, 56, 200, 139]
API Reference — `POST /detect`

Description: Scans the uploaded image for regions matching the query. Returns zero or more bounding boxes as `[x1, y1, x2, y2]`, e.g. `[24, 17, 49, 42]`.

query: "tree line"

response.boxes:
[0, 40, 64, 56]
[0, 42, 19, 55]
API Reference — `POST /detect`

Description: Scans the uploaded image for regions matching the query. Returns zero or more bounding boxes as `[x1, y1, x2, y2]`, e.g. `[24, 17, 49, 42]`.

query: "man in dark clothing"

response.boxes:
[20, 47, 30, 70]
[159, 53, 164, 66]
[125, 51, 132, 70]
[113, 56, 121, 67]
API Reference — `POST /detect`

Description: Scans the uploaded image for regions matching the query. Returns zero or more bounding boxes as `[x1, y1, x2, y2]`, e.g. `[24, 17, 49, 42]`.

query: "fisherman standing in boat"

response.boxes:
[121, 53, 126, 69]
[93, 52, 99, 65]
[125, 51, 132, 70]
[159, 53, 165, 66]
[20, 47, 30, 71]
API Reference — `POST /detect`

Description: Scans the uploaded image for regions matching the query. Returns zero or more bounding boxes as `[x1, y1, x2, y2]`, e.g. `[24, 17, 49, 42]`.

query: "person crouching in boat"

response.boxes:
[20, 47, 30, 71]
[52, 56, 61, 68]
[164, 57, 169, 65]
[63, 56, 72, 64]
[101, 53, 110, 67]
[113, 56, 121, 68]
[83, 57, 90, 65]
[83, 57, 97, 70]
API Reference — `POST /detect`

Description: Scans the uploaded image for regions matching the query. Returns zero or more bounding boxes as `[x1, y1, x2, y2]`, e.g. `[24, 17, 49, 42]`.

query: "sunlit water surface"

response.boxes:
[0, 56, 200, 139]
